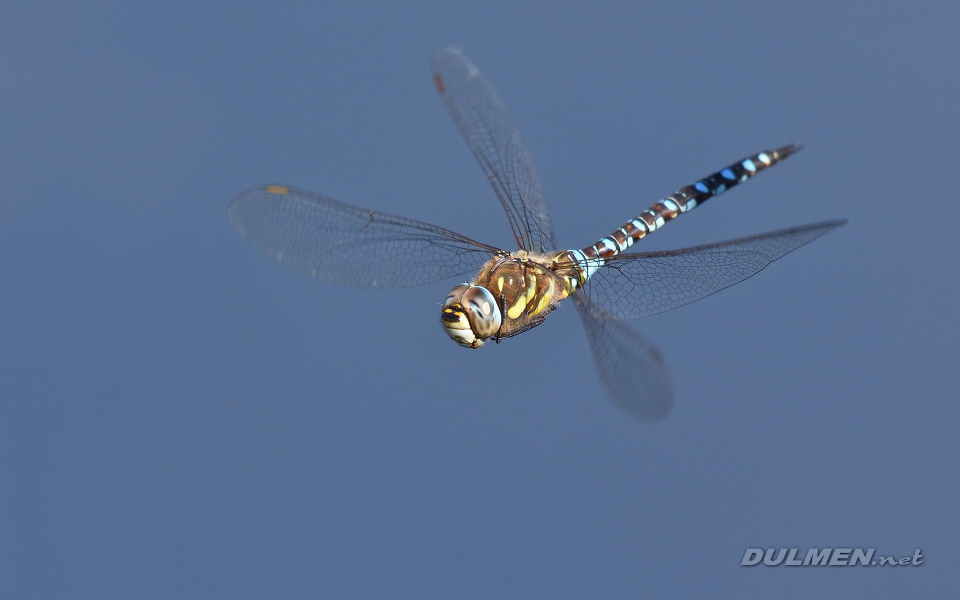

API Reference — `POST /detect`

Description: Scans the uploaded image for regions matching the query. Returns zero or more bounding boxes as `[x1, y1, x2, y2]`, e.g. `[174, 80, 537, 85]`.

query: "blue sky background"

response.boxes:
[1, 1, 957, 598]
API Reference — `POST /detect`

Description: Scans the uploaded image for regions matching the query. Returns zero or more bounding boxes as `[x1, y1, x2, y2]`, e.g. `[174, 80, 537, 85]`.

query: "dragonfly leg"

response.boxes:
[495, 293, 507, 343]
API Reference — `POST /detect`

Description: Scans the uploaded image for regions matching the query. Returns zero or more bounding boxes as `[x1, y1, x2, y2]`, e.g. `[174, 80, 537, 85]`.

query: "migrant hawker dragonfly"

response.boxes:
[228, 47, 844, 420]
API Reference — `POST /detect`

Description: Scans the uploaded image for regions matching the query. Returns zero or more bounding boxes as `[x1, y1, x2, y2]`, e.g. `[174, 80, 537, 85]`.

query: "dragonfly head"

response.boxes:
[440, 283, 502, 348]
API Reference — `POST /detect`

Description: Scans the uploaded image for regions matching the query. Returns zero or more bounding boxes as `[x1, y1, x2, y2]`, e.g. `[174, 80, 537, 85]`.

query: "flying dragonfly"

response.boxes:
[228, 47, 844, 420]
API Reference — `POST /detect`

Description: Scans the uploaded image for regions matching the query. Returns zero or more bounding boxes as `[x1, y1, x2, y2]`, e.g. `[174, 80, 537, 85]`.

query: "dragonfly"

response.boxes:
[228, 47, 845, 421]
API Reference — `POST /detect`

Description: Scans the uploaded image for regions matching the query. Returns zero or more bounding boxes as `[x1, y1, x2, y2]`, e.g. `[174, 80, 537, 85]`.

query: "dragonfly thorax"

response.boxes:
[440, 253, 575, 348]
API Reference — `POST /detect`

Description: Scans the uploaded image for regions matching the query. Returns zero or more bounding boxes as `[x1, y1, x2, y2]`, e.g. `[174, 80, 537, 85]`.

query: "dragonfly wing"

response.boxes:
[432, 47, 556, 252]
[578, 220, 846, 319]
[228, 185, 502, 288]
[572, 292, 674, 421]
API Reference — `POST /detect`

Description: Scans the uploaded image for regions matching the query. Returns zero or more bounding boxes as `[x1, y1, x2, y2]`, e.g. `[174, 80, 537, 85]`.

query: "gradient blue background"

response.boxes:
[2, 1, 957, 597]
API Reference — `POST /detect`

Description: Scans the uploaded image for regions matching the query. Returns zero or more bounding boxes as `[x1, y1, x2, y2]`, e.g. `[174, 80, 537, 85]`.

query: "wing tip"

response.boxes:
[431, 46, 481, 90]
[264, 184, 290, 195]
[227, 184, 298, 233]
[432, 46, 462, 61]
[607, 373, 675, 422]
[432, 47, 462, 94]
[431, 46, 461, 73]
[812, 217, 849, 232]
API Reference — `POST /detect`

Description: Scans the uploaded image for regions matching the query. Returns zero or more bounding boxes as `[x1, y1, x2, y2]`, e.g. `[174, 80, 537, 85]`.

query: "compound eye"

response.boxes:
[461, 286, 502, 339]
[443, 283, 470, 307]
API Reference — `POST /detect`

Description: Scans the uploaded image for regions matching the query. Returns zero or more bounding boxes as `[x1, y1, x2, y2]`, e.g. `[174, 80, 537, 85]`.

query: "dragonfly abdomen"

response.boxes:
[559, 145, 801, 286]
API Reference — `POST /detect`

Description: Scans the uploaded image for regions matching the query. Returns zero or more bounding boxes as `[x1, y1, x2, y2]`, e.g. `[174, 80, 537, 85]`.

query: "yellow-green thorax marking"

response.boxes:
[472, 251, 578, 340]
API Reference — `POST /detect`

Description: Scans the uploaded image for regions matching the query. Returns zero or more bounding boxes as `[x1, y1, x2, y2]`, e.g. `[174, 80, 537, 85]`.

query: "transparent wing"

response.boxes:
[432, 47, 556, 252]
[577, 220, 846, 319]
[228, 185, 503, 288]
[572, 292, 674, 421]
